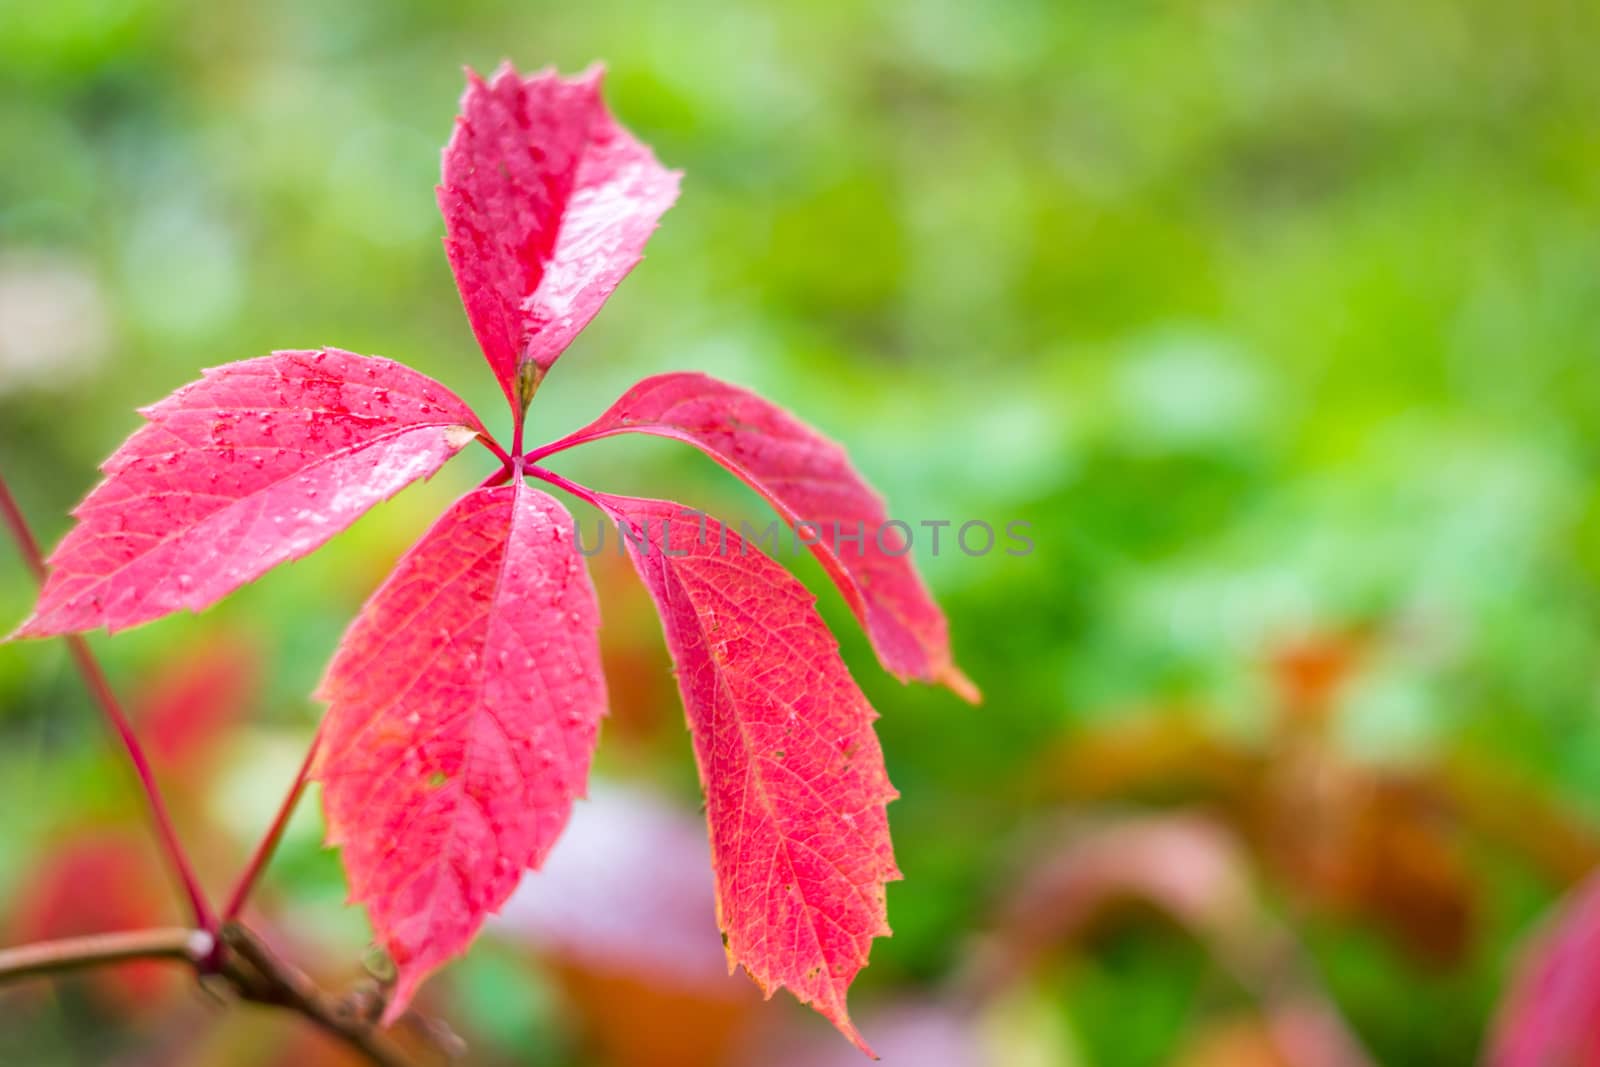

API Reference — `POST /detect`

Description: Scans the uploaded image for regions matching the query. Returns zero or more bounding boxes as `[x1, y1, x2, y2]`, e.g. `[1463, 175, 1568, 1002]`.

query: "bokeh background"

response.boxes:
[3, 0, 1600, 1064]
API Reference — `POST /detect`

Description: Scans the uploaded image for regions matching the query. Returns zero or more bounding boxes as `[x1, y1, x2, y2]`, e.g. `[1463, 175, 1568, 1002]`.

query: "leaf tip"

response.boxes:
[831, 1012, 878, 1060]
[379, 972, 418, 1028]
[7, 607, 61, 642]
[942, 664, 982, 705]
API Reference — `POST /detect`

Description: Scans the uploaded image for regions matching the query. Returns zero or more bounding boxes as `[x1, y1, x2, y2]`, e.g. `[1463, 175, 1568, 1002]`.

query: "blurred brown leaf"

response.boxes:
[1173, 1016, 1291, 1067]
[968, 813, 1258, 994]
[967, 813, 1375, 1067]
[1046, 628, 1492, 969]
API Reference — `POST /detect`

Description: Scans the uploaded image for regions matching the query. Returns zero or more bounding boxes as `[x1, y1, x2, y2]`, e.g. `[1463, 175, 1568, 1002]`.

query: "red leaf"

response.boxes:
[312, 480, 606, 1021]
[15, 349, 483, 637]
[1486, 872, 1600, 1067]
[598, 492, 898, 1056]
[439, 64, 680, 406]
[534, 373, 977, 700]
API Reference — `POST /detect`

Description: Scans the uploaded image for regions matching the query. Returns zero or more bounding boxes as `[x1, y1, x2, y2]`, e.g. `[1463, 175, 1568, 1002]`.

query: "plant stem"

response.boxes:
[476, 431, 514, 470]
[511, 359, 543, 459]
[0, 473, 218, 942]
[66, 637, 220, 938]
[478, 465, 515, 490]
[511, 409, 526, 461]
[0, 471, 45, 584]
[524, 464, 605, 510]
[223, 725, 322, 921]
[220, 923, 424, 1067]
[522, 426, 608, 465]
[0, 924, 441, 1067]
[0, 928, 207, 983]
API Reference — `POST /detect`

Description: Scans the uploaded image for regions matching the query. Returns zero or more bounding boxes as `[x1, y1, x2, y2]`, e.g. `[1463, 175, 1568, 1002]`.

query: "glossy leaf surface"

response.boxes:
[535, 372, 975, 700]
[314, 482, 606, 1019]
[600, 492, 897, 1054]
[17, 349, 481, 637]
[439, 64, 680, 405]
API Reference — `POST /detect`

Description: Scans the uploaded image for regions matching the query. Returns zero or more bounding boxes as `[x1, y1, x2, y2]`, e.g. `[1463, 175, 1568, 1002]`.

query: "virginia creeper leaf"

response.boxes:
[15, 349, 483, 638]
[313, 480, 607, 1020]
[536, 373, 977, 700]
[4, 60, 960, 1057]
[598, 492, 898, 1055]
[439, 63, 680, 407]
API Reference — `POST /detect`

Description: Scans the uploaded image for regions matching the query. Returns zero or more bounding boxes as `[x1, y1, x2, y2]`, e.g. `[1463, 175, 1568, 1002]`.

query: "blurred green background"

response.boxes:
[2, 0, 1599, 1064]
